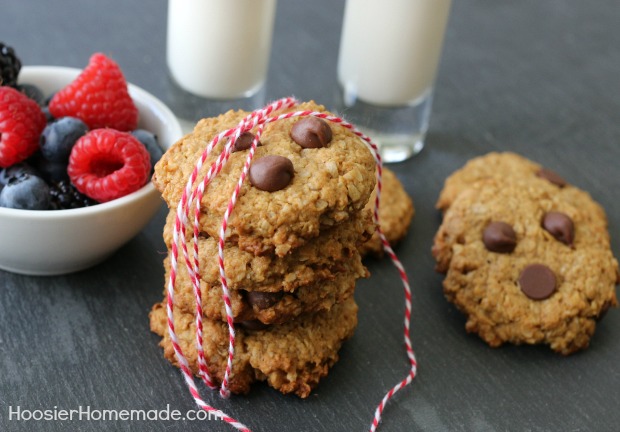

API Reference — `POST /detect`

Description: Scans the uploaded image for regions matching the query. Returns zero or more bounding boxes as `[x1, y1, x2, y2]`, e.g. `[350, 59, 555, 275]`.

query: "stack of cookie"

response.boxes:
[433, 152, 618, 354]
[149, 101, 377, 396]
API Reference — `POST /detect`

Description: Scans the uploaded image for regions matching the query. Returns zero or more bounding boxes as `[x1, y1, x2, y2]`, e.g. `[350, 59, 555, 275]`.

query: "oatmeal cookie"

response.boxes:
[163, 208, 371, 292]
[436, 152, 608, 227]
[432, 180, 618, 354]
[153, 101, 376, 257]
[149, 297, 358, 397]
[164, 253, 360, 325]
[360, 167, 414, 256]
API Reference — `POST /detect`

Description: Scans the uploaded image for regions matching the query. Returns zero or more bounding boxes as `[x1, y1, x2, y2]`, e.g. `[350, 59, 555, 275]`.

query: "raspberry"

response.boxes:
[0, 86, 46, 168]
[49, 53, 138, 131]
[68, 129, 150, 203]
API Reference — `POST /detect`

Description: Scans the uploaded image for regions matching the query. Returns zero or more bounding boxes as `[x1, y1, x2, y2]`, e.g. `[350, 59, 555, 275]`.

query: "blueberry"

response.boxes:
[40, 117, 88, 163]
[44, 91, 56, 107]
[28, 152, 69, 183]
[15, 83, 45, 105]
[131, 129, 163, 167]
[0, 174, 50, 210]
[0, 162, 39, 186]
[42, 106, 55, 123]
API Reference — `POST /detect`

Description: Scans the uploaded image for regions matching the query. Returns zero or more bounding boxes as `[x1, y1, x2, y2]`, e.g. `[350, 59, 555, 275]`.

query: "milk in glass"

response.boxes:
[337, 0, 452, 161]
[167, 0, 276, 104]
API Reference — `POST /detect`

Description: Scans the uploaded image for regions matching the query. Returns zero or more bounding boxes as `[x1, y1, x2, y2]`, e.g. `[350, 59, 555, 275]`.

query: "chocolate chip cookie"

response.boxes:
[149, 296, 358, 397]
[433, 179, 618, 354]
[163, 208, 372, 292]
[360, 167, 414, 256]
[165, 253, 361, 325]
[153, 101, 376, 257]
[436, 152, 608, 228]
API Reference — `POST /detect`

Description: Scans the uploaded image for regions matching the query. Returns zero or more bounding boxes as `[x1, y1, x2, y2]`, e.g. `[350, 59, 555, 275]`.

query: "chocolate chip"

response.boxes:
[518, 264, 557, 300]
[536, 168, 567, 187]
[542, 211, 574, 246]
[249, 155, 294, 192]
[290, 117, 332, 148]
[232, 132, 260, 153]
[246, 291, 283, 310]
[237, 319, 269, 331]
[483, 221, 517, 253]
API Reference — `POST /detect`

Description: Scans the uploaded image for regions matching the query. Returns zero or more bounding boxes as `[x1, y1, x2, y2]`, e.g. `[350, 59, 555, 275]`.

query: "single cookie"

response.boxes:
[432, 180, 618, 354]
[153, 101, 376, 257]
[436, 152, 540, 211]
[163, 208, 372, 292]
[436, 152, 608, 227]
[434, 178, 613, 272]
[149, 297, 358, 397]
[165, 253, 360, 325]
[359, 167, 414, 256]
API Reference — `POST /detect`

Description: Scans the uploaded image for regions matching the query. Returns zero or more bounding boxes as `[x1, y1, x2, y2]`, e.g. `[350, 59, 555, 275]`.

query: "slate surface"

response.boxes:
[1, 1, 619, 431]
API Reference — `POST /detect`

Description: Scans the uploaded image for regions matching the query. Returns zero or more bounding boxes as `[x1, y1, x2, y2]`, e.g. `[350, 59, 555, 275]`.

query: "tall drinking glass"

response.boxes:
[336, 0, 452, 162]
[167, 0, 277, 130]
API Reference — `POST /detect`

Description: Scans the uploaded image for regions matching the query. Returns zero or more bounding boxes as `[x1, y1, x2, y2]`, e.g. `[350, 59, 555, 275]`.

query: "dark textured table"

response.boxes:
[1, 1, 620, 431]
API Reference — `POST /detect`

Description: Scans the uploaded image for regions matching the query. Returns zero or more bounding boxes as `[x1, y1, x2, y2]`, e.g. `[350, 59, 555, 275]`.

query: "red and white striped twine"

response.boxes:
[165, 97, 417, 431]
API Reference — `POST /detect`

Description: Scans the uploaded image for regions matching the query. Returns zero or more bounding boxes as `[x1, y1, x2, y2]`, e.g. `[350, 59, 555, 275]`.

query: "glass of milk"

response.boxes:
[166, 0, 277, 130]
[336, 0, 452, 162]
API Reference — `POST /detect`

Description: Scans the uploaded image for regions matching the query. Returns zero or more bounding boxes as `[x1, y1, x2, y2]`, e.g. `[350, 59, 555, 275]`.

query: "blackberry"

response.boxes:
[49, 180, 97, 210]
[0, 42, 21, 87]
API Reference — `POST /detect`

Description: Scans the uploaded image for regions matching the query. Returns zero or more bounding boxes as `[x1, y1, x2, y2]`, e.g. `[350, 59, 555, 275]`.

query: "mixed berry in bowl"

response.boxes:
[0, 45, 182, 275]
[0, 46, 163, 210]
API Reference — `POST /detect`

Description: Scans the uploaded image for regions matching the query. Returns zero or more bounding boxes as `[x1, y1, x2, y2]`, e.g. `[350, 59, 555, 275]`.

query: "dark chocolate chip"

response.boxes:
[232, 132, 260, 153]
[483, 221, 517, 253]
[249, 155, 294, 192]
[290, 117, 333, 148]
[246, 291, 283, 310]
[542, 211, 574, 246]
[237, 319, 269, 331]
[536, 168, 567, 187]
[518, 264, 557, 300]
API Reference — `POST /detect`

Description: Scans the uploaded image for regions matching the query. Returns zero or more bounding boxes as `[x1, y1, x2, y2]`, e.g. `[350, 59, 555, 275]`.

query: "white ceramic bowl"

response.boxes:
[0, 66, 182, 275]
